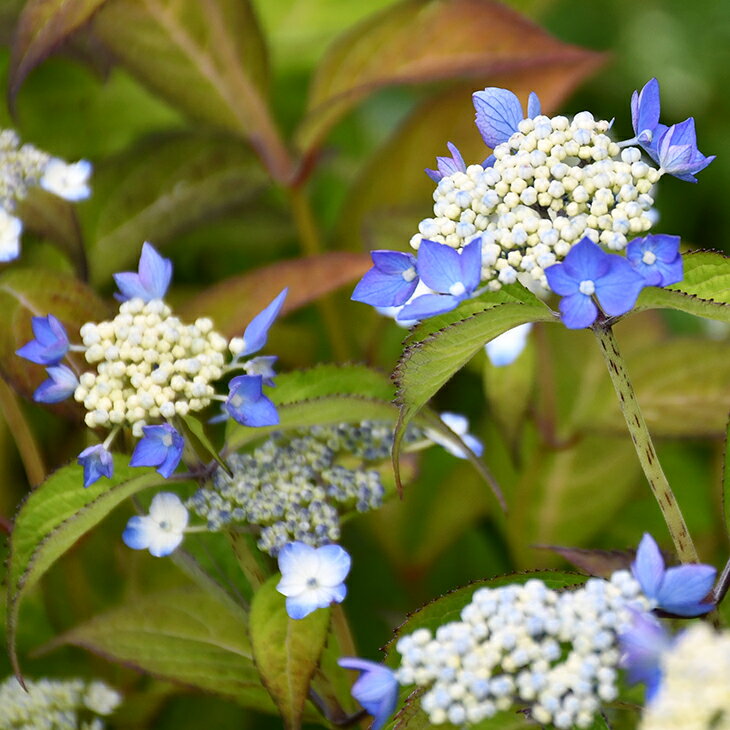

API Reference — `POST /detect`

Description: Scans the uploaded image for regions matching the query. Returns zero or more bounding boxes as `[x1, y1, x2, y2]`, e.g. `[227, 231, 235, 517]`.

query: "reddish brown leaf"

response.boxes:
[9, 0, 110, 100]
[178, 252, 371, 338]
[534, 546, 635, 579]
[297, 0, 605, 153]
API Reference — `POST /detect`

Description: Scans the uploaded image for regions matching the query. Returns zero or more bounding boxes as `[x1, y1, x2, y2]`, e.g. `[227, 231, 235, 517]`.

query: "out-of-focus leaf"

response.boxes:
[507, 435, 641, 568]
[91, 0, 291, 179]
[179, 252, 371, 337]
[250, 575, 330, 728]
[6, 457, 166, 677]
[724, 418, 730, 542]
[0, 267, 109, 404]
[8, 0, 110, 100]
[297, 0, 604, 153]
[384, 570, 587, 662]
[17, 188, 86, 276]
[337, 65, 604, 251]
[589, 339, 730, 438]
[392, 299, 555, 491]
[633, 250, 730, 322]
[534, 546, 634, 578]
[86, 131, 269, 284]
[46, 588, 278, 713]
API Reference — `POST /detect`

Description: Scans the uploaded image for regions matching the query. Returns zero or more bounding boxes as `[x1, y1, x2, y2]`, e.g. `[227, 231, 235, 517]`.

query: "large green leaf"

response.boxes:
[85, 131, 269, 284]
[179, 252, 371, 338]
[0, 267, 109, 404]
[588, 339, 730, 438]
[633, 250, 730, 322]
[392, 299, 555, 488]
[8, 0, 110, 99]
[6, 457, 167, 676]
[91, 0, 291, 179]
[47, 588, 277, 713]
[250, 575, 330, 729]
[296, 0, 604, 153]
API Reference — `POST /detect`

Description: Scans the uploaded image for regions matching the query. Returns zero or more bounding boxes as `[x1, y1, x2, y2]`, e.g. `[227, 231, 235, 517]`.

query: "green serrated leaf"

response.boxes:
[47, 588, 278, 712]
[9, 0, 110, 100]
[384, 570, 587, 664]
[633, 250, 730, 322]
[6, 457, 168, 676]
[0, 267, 109, 405]
[250, 575, 330, 729]
[86, 131, 268, 284]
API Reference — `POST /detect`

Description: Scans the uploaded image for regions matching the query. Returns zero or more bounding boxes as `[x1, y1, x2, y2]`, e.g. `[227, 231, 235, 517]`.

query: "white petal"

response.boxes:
[40, 159, 92, 201]
[147, 529, 183, 557]
[0, 211, 22, 262]
[315, 545, 351, 587]
[485, 323, 533, 366]
[278, 541, 320, 579]
[277, 576, 309, 597]
[148, 492, 188, 530]
[439, 411, 469, 436]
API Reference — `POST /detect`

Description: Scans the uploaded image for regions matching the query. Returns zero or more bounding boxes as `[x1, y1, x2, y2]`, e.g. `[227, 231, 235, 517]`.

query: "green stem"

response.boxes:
[228, 530, 267, 591]
[288, 186, 352, 362]
[592, 321, 698, 563]
[331, 603, 357, 658]
[0, 377, 46, 486]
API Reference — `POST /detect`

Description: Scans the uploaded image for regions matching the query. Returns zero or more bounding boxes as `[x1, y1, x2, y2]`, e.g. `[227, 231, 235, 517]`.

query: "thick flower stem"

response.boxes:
[592, 322, 698, 563]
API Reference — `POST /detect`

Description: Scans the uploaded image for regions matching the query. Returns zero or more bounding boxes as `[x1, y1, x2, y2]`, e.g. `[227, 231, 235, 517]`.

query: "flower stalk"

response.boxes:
[592, 320, 698, 563]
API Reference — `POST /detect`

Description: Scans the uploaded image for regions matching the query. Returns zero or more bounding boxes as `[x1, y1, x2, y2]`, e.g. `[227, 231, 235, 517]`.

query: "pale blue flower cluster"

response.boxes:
[16, 243, 286, 488]
[353, 79, 713, 330]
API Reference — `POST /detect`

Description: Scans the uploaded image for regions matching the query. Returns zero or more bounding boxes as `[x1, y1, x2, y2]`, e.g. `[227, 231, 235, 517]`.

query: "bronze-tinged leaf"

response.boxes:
[178, 252, 371, 337]
[297, 0, 605, 153]
[533, 546, 635, 579]
[0, 267, 109, 407]
[91, 0, 292, 180]
[9, 0, 110, 101]
[337, 66, 603, 252]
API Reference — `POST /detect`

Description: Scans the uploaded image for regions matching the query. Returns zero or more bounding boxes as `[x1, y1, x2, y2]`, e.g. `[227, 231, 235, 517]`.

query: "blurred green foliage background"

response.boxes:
[0, 0, 728, 727]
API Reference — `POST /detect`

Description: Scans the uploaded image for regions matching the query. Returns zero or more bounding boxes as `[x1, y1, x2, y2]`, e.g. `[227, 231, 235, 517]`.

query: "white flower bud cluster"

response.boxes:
[188, 422, 420, 556]
[74, 298, 228, 436]
[395, 572, 650, 728]
[0, 675, 121, 728]
[410, 112, 660, 291]
[0, 129, 51, 211]
[640, 623, 730, 730]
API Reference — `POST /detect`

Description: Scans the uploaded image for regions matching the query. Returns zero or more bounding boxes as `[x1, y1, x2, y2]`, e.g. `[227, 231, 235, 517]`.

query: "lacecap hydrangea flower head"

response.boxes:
[0, 129, 91, 261]
[353, 79, 713, 329]
[16, 242, 287, 487]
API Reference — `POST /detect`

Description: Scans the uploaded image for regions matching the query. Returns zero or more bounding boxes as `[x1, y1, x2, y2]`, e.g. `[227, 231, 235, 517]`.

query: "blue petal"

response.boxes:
[122, 515, 154, 550]
[458, 238, 482, 293]
[371, 250, 416, 276]
[461, 433, 484, 458]
[77, 445, 114, 487]
[416, 239, 464, 292]
[240, 392, 279, 427]
[527, 91, 541, 118]
[595, 256, 645, 317]
[398, 293, 459, 321]
[112, 272, 149, 301]
[631, 78, 661, 142]
[225, 375, 279, 426]
[33, 365, 78, 403]
[562, 237, 611, 281]
[285, 594, 322, 620]
[544, 263, 579, 296]
[339, 660, 399, 730]
[473, 88, 523, 148]
[632, 533, 665, 599]
[559, 293, 598, 329]
[656, 564, 716, 616]
[241, 288, 288, 356]
[352, 267, 417, 307]
[137, 242, 172, 299]
[618, 610, 670, 694]
[17, 315, 69, 364]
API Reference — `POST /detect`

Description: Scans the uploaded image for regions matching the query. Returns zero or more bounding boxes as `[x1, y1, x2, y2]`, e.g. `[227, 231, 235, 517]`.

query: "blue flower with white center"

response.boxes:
[632, 533, 716, 616]
[631, 78, 664, 154]
[243, 355, 278, 386]
[544, 237, 646, 329]
[426, 412, 483, 459]
[237, 288, 288, 357]
[40, 159, 92, 201]
[113, 242, 172, 302]
[398, 238, 481, 321]
[656, 118, 715, 182]
[129, 423, 184, 478]
[618, 610, 672, 701]
[426, 142, 467, 182]
[122, 491, 188, 557]
[276, 541, 351, 619]
[33, 364, 78, 403]
[472, 87, 541, 148]
[626, 234, 683, 287]
[338, 658, 399, 730]
[485, 322, 533, 366]
[16, 314, 70, 365]
[225, 374, 278, 427]
[77, 444, 114, 487]
[352, 251, 419, 308]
